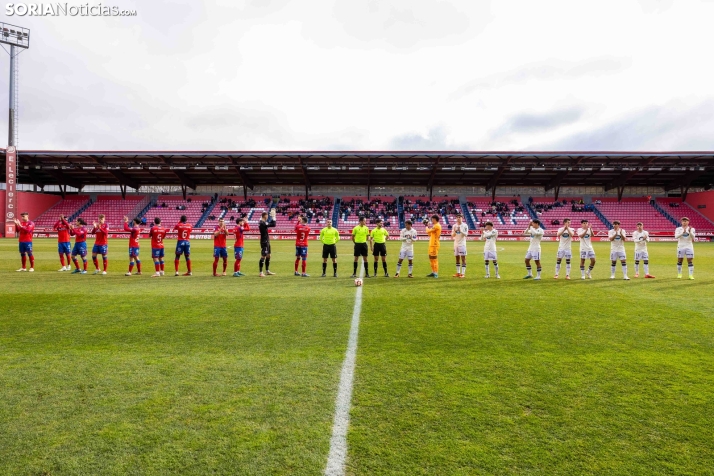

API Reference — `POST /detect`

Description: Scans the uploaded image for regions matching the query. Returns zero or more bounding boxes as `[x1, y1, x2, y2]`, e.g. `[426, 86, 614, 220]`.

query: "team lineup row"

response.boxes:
[11, 211, 699, 280]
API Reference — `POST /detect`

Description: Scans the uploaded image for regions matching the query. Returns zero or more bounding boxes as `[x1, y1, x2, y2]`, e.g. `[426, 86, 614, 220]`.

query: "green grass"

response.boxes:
[1, 238, 713, 475]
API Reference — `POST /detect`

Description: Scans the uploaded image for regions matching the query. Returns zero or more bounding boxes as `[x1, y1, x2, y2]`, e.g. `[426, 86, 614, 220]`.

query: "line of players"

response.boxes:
[12, 211, 698, 280]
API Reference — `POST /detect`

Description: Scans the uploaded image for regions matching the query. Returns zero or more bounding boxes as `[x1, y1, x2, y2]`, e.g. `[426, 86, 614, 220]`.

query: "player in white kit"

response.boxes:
[394, 220, 418, 278]
[451, 213, 469, 278]
[632, 222, 655, 279]
[554, 218, 574, 280]
[675, 217, 695, 279]
[523, 219, 544, 280]
[480, 221, 500, 278]
[608, 220, 630, 280]
[577, 219, 596, 279]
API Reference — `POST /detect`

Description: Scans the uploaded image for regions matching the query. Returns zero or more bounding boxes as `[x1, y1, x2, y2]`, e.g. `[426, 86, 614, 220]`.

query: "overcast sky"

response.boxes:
[2, 0, 713, 151]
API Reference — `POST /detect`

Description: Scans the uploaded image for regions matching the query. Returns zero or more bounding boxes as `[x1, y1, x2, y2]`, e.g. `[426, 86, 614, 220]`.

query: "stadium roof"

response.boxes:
[3, 149, 714, 199]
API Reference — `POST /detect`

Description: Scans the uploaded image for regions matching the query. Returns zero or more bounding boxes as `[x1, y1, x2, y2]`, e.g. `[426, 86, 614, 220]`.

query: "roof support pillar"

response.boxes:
[181, 184, 187, 200]
[554, 186, 560, 201]
[120, 184, 127, 199]
[617, 186, 625, 202]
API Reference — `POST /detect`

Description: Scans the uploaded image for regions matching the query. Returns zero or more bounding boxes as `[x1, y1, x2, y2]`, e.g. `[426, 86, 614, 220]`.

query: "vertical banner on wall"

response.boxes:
[5, 146, 17, 237]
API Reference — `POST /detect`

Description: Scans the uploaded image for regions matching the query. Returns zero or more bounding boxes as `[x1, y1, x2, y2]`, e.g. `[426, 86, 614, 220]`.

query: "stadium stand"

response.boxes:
[402, 196, 461, 232]
[273, 196, 333, 230]
[144, 196, 210, 227]
[34, 195, 91, 227]
[76, 196, 147, 229]
[465, 197, 529, 232]
[202, 196, 269, 229]
[656, 198, 714, 232]
[339, 196, 399, 233]
[528, 198, 606, 231]
[593, 197, 674, 233]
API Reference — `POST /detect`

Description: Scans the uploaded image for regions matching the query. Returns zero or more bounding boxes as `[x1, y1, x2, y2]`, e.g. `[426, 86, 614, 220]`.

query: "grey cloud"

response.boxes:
[184, 103, 292, 145]
[450, 56, 632, 101]
[491, 107, 585, 138]
[301, 0, 492, 51]
[538, 99, 714, 151]
[389, 125, 470, 150]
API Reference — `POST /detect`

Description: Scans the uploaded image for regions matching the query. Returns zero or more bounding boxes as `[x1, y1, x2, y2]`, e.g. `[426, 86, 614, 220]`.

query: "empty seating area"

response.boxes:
[202, 196, 272, 229]
[657, 198, 714, 232]
[339, 196, 399, 233]
[593, 198, 673, 233]
[403, 197, 461, 232]
[145, 196, 209, 227]
[466, 197, 529, 232]
[34, 195, 90, 227]
[77, 196, 146, 229]
[529, 198, 605, 231]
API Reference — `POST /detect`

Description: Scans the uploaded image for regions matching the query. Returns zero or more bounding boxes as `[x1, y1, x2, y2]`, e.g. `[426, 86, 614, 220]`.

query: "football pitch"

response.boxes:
[1, 238, 713, 475]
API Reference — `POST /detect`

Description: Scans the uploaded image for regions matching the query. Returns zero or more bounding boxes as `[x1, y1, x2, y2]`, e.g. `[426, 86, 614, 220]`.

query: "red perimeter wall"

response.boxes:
[685, 191, 714, 222]
[1, 191, 62, 236]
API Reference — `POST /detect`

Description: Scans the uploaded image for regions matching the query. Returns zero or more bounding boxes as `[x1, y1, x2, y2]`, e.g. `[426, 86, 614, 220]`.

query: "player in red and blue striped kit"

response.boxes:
[149, 217, 168, 278]
[173, 215, 193, 276]
[69, 218, 89, 274]
[54, 216, 72, 271]
[212, 218, 228, 277]
[123, 216, 143, 276]
[14, 212, 35, 272]
[91, 214, 109, 275]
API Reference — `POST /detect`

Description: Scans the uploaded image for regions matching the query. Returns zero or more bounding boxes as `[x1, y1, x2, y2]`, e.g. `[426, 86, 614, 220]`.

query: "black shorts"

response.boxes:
[372, 243, 387, 257]
[353, 243, 368, 257]
[322, 244, 337, 259]
[260, 242, 271, 256]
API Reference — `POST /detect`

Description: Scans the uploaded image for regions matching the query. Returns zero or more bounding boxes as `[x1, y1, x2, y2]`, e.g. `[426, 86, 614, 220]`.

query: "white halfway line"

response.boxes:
[324, 267, 364, 476]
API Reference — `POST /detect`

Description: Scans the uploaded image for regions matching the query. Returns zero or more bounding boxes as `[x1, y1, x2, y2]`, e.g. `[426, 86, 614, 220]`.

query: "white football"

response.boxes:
[354, 278, 363, 287]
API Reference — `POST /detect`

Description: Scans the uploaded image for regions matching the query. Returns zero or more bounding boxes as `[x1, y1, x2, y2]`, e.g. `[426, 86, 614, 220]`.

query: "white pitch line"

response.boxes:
[324, 266, 364, 476]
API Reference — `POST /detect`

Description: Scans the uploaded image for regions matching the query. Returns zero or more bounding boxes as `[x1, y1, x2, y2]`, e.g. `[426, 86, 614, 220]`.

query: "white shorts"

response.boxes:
[525, 251, 541, 260]
[399, 249, 414, 261]
[677, 248, 694, 259]
[454, 244, 467, 257]
[483, 251, 497, 261]
[610, 251, 626, 261]
[557, 249, 572, 259]
[634, 251, 649, 261]
[580, 250, 596, 259]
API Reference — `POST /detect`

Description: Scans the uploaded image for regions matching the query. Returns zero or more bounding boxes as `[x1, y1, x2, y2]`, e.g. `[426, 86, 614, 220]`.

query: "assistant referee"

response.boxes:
[352, 216, 370, 278]
[320, 221, 340, 278]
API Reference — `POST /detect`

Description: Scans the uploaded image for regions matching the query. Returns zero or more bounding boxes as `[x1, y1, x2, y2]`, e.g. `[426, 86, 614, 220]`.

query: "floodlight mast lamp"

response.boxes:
[1, 23, 29, 237]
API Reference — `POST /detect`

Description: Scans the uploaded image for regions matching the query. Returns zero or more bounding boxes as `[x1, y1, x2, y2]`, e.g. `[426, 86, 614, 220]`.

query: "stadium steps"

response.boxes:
[136, 198, 156, 221]
[397, 197, 405, 229]
[524, 202, 538, 221]
[592, 205, 612, 229]
[652, 201, 679, 226]
[196, 201, 217, 227]
[460, 198, 476, 229]
[496, 213, 506, 225]
[130, 196, 152, 219]
[331, 197, 341, 227]
[69, 199, 93, 222]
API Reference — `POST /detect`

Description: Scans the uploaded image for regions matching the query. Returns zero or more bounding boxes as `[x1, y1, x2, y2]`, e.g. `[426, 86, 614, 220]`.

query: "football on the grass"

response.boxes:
[354, 278, 363, 286]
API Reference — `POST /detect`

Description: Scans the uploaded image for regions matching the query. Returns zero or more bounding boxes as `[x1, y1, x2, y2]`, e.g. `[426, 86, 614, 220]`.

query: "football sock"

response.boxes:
[580, 266, 585, 277]
[382, 262, 387, 274]
[302, 260, 306, 273]
[265, 258, 270, 271]
[213, 258, 219, 274]
[374, 262, 378, 274]
[363, 261, 369, 275]
[29, 255, 34, 268]
[21, 255, 26, 268]
[295, 258, 300, 272]
[259, 257, 265, 272]
[677, 263, 682, 274]
[159, 260, 164, 271]
[60, 255, 65, 266]
[353, 262, 358, 274]
[222, 258, 227, 273]
[689, 264, 694, 276]
[333, 263, 337, 273]
[186, 259, 192, 273]
[408, 264, 413, 274]
[634, 261, 640, 274]
[174, 259, 180, 272]
[456, 264, 461, 275]
[83, 259, 88, 271]
[73, 257, 80, 269]
[484, 263, 489, 276]
[555, 262, 561, 274]
[494, 262, 499, 275]
[536, 267, 541, 278]
[102, 256, 107, 272]
[323, 263, 327, 274]
[526, 266, 532, 276]
[643, 261, 648, 274]
[611, 264, 616, 275]
[129, 262, 134, 273]
[461, 264, 466, 276]
[566, 262, 571, 275]
[93, 257, 99, 270]
[396, 263, 402, 274]
[136, 260, 141, 273]
[155, 262, 161, 272]
[622, 264, 627, 277]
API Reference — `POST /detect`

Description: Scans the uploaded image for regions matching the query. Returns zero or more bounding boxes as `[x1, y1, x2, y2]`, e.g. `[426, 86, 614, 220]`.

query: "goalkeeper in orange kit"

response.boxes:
[425, 214, 441, 278]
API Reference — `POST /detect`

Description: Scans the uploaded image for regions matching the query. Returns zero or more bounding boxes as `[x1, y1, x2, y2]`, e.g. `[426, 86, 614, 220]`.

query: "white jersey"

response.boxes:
[452, 223, 469, 247]
[675, 226, 696, 249]
[578, 227, 595, 252]
[557, 227, 574, 251]
[527, 227, 544, 252]
[631, 230, 649, 253]
[608, 229, 626, 252]
[399, 228, 418, 252]
[481, 229, 498, 253]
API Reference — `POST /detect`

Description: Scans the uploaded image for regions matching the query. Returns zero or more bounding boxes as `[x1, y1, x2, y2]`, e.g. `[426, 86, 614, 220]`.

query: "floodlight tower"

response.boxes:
[2, 23, 30, 237]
